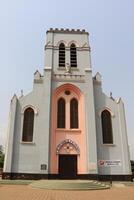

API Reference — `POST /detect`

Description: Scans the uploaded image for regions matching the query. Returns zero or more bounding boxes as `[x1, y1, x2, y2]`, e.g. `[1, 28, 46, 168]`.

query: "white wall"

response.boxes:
[93, 81, 131, 175]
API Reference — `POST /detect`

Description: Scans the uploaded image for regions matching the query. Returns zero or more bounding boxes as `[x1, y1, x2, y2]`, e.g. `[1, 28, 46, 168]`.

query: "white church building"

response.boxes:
[3, 28, 132, 180]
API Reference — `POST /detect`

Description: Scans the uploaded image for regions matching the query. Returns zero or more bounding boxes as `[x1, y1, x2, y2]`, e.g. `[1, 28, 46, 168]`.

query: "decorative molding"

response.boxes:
[68, 40, 79, 47]
[20, 142, 35, 145]
[56, 139, 80, 155]
[46, 28, 89, 35]
[77, 47, 91, 51]
[57, 40, 67, 46]
[85, 68, 92, 72]
[53, 83, 83, 98]
[44, 67, 52, 71]
[101, 144, 116, 147]
[55, 128, 81, 133]
[45, 45, 90, 51]
[45, 45, 54, 50]
[98, 107, 115, 118]
[57, 67, 79, 71]
[53, 74, 85, 83]
[21, 105, 38, 115]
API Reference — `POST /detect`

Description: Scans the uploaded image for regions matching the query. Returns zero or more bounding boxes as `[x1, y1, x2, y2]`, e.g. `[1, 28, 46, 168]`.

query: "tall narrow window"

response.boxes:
[70, 43, 77, 67]
[101, 110, 113, 144]
[22, 107, 34, 142]
[59, 43, 65, 67]
[70, 98, 78, 128]
[57, 98, 65, 128]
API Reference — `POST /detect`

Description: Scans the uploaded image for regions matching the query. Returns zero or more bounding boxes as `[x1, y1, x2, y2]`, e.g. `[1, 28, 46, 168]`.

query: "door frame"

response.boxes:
[58, 154, 77, 179]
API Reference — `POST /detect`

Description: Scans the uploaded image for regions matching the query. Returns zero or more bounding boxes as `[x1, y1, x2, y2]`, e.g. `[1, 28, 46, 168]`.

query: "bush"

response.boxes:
[0, 145, 4, 168]
[0, 154, 4, 168]
[131, 160, 134, 172]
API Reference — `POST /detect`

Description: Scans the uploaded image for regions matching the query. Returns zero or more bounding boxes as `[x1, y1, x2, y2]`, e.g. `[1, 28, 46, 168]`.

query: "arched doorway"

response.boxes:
[56, 139, 80, 179]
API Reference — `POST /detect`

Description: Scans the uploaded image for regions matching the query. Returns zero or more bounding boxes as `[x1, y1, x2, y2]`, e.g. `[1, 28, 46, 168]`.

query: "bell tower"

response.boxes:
[44, 28, 92, 75]
[46, 29, 98, 177]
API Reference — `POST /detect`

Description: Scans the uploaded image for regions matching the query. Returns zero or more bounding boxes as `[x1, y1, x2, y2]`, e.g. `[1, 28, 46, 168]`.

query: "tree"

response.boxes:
[0, 145, 4, 168]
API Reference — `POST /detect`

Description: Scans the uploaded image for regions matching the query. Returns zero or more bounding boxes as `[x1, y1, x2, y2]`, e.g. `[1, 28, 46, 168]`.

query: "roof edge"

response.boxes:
[46, 28, 89, 35]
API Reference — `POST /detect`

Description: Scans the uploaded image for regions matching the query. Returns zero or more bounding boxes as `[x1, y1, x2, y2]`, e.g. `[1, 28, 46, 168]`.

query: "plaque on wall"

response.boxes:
[41, 164, 47, 170]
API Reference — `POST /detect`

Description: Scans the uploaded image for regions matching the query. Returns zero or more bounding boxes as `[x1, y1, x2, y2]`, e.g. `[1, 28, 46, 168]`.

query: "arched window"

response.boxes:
[70, 43, 77, 67]
[59, 43, 65, 67]
[57, 98, 65, 128]
[22, 107, 34, 142]
[101, 110, 113, 144]
[70, 98, 78, 128]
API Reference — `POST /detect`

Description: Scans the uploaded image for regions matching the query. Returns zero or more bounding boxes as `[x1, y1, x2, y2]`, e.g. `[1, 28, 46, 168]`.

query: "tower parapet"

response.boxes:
[46, 28, 89, 35]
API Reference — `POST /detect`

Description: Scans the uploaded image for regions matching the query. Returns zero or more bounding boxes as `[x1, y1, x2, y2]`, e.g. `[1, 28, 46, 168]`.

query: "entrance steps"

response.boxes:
[30, 180, 110, 190]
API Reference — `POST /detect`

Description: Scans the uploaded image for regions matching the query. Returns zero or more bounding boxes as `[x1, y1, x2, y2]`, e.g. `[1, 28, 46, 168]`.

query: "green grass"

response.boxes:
[0, 180, 33, 185]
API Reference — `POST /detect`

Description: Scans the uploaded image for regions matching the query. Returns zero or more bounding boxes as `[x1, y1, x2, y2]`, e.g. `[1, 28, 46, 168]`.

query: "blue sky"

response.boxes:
[0, 0, 134, 159]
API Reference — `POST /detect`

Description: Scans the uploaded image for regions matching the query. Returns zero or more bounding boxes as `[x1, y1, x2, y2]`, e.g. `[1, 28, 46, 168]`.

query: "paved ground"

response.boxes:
[0, 184, 134, 200]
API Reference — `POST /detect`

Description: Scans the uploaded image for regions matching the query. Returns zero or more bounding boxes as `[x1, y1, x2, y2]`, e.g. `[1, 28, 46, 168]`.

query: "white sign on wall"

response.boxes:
[98, 160, 121, 167]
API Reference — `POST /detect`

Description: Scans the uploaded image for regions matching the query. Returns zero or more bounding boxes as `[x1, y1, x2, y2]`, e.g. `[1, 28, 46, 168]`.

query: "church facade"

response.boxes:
[3, 28, 132, 180]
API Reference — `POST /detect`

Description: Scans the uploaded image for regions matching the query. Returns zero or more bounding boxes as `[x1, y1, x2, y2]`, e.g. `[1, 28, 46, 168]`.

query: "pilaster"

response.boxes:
[117, 99, 131, 174]
[3, 94, 18, 173]
[84, 69, 98, 174]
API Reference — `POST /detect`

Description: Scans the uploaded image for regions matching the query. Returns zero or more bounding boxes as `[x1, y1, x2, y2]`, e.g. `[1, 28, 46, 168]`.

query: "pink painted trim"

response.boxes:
[50, 83, 87, 174]
[53, 83, 82, 98]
